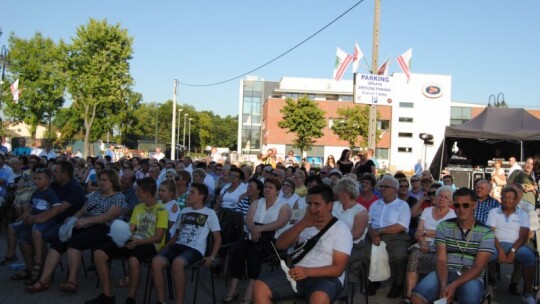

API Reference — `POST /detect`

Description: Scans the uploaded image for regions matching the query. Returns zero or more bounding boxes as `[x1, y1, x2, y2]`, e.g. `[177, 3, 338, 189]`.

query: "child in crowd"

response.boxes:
[9, 167, 60, 285]
[158, 179, 181, 239]
[85, 177, 168, 304]
[151, 183, 221, 304]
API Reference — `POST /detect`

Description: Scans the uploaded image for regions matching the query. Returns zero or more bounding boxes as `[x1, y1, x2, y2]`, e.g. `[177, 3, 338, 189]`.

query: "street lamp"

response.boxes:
[176, 108, 183, 159]
[0, 45, 9, 108]
[188, 118, 193, 155]
[183, 113, 188, 147]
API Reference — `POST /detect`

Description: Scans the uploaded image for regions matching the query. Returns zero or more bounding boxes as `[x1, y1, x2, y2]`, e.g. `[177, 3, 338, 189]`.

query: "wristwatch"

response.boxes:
[510, 248, 516, 253]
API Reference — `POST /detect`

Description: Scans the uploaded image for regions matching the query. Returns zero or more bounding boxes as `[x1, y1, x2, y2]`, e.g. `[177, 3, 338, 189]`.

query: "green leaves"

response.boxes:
[278, 96, 326, 154]
[330, 105, 380, 150]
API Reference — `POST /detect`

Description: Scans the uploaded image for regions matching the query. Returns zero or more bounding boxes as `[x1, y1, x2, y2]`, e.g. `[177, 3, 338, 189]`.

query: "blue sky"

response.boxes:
[1, 1, 539, 116]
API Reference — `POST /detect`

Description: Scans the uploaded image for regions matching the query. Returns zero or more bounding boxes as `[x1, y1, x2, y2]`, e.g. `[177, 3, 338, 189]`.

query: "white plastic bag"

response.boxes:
[368, 240, 391, 282]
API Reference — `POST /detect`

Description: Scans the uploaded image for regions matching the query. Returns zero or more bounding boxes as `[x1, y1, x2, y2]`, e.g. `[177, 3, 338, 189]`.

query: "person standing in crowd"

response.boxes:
[325, 155, 336, 169]
[14, 138, 31, 157]
[284, 150, 298, 168]
[408, 175, 423, 201]
[357, 174, 379, 210]
[411, 187, 494, 304]
[414, 159, 423, 176]
[508, 157, 537, 212]
[336, 149, 353, 175]
[262, 148, 277, 169]
[508, 157, 522, 177]
[490, 159, 507, 201]
[355, 150, 376, 177]
[38, 141, 56, 161]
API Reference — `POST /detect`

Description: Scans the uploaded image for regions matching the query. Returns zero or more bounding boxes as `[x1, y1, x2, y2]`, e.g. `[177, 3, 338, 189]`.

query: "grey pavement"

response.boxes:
[0, 229, 529, 303]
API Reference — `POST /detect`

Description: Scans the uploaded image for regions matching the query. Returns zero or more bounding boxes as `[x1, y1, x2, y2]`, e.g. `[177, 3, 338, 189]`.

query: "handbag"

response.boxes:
[13, 187, 35, 205]
[368, 240, 391, 282]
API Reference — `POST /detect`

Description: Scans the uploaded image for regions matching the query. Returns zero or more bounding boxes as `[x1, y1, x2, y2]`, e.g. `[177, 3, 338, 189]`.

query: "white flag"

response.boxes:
[10, 79, 20, 102]
[333, 48, 352, 81]
[396, 48, 413, 82]
[352, 42, 364, 73]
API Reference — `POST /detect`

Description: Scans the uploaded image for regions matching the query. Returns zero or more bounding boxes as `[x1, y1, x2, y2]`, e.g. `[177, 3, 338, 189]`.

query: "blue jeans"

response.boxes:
[412, 271, 484, 304]
[494, 242, 536, 266]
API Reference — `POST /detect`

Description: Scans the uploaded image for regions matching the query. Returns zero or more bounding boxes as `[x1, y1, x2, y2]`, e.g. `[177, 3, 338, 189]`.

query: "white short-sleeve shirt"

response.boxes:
[295, 220, 353, 284]
[369, 197, 411, 232]
[176, 207, 221, 255]
[420, 207, 456, 243]
[486, 206, 529, 243]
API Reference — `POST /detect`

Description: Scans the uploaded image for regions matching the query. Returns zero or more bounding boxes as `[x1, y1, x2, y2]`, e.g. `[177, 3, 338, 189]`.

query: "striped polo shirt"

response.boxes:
[435, 218, 494, 271]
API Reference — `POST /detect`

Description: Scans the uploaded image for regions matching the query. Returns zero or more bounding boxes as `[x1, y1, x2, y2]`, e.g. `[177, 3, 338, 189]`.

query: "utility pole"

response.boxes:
[367, 0, 380, 150]
[171, 79, 178, 160]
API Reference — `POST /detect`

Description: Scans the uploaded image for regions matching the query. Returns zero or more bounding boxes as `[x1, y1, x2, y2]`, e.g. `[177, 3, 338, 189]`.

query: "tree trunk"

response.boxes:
[83, 103, 98, 157]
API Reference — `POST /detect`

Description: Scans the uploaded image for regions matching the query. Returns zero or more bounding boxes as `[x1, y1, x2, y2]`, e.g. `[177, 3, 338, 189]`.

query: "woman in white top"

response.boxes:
[224, 177, 292, 304]
[332, 177, 369, 282]
[403, 185, 456, 303]
[215, 167, 247, 210]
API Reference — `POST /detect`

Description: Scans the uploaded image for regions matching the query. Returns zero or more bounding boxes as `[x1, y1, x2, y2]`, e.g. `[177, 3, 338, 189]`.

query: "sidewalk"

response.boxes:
[0, 231, 528, 303]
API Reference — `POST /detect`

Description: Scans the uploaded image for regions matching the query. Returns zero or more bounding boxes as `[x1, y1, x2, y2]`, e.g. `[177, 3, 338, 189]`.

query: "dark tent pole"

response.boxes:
[439, 137, 446, 176]
[520, 141, 523, 161]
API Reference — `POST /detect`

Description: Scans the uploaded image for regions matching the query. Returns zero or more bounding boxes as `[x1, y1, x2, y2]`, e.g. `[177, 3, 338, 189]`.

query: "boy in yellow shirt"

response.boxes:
[85, 177, 168, 304]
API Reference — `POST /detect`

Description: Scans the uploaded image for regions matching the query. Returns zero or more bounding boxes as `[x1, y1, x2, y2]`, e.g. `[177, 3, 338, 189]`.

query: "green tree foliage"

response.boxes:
[331, 105, 380, 149]
[278, 96, 326, 155]
[65, 19, 134, 157]
[4, 32, 65, 139]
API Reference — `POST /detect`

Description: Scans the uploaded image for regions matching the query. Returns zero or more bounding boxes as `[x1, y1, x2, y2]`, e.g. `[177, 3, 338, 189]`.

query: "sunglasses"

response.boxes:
[453, 203, 472, 209]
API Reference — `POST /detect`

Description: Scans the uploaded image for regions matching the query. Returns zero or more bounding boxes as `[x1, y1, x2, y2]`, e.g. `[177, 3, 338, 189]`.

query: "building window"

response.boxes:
[398, 132, 413, 138]
[307, 94, 315, 100]
[326, 94, 339, 101]
[285, 93, 299, 99]
[450, 106, 472, 126]
[399, 117, 413, 123]
[341, 95, 353, 101]
[376, 148, 389, 159]
[399, 102, 414, 108]
[398, 147, 413, 153]
[377, 120, 390, 130]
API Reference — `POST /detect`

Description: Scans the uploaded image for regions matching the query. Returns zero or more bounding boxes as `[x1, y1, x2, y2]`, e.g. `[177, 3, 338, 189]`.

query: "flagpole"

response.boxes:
[367, 0, 380, 150]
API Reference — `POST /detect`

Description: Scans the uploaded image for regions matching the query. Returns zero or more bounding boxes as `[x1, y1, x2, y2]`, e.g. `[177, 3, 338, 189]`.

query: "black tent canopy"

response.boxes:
[430, 107, 540, 175]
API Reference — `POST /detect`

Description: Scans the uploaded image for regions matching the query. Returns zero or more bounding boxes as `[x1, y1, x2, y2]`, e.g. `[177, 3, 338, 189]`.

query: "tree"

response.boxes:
[4, 32, 66, 139]
[65, 19, 134, 157]
[278, 96, 326, 155]
[331, 105, 380, 149]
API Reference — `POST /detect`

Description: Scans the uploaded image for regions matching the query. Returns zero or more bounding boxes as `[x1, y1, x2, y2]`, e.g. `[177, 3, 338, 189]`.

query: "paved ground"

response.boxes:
[0, 229, 531, 303]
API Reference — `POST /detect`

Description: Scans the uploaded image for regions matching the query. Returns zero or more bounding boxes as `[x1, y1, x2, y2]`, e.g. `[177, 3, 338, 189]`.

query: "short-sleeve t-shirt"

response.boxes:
[420, 207, 456, 243]
[486, 206, 529, 243]
[295, 219, 353, 284]
[51, 179, 85, 223]
[85, 191, 127, 225]
[369, 198, 411, 232]
[30, 187, 60, 213]
[176, 207, 221, 255]
[130, 202, 169, 251]
[220, 183, 248, 209]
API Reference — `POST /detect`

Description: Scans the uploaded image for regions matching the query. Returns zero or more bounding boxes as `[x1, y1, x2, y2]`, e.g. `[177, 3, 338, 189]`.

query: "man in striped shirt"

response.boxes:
[411, 187, 494, 304]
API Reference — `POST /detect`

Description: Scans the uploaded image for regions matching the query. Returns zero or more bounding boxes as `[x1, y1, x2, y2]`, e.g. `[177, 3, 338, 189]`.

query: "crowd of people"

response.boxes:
[0, 141, 540, 304]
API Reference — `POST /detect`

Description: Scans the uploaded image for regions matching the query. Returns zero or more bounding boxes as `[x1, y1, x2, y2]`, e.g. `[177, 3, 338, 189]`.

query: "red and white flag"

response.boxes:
[377, 56, 390, 75]
[10, 78, 20, 102]
[333, 48, 352, 81]
[352, 42, 364, 73]
[396, 48, 412, 82]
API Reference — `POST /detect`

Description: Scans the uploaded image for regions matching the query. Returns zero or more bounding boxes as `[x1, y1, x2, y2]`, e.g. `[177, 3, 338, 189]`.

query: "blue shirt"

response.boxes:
[0, 169, 10, 196]
[51, 179, 85, 223]
[473, 196, 500, 225]
[14, 146, 31, 157]
[30, 187, 60, 213]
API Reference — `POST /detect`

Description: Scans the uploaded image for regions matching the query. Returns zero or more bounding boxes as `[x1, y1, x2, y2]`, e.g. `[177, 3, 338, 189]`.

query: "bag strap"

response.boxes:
[291, 217, 339, 264]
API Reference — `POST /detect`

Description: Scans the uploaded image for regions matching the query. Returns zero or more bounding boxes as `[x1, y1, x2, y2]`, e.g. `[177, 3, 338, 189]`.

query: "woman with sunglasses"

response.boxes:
[402, 185, 456, 304]
[325, 154, 336, 169]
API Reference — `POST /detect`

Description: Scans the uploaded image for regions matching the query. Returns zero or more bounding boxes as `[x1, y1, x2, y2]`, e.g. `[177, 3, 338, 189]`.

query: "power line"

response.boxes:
[177, 0, 365, 87]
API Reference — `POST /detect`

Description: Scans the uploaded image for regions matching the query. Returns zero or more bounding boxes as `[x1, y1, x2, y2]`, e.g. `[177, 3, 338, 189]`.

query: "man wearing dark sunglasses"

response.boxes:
[411, 187, 494, 304]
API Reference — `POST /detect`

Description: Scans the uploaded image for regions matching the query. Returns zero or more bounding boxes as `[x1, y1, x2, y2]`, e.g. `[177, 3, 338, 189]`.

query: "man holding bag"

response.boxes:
[363, 175, 411, 298]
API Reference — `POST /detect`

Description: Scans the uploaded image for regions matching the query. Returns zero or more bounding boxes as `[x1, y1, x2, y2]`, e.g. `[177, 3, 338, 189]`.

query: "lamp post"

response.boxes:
[188, 118, 193, 155]
[154, 102, 159, 145]
[176, 108, 183, 159]
[183, 113, 188, 148]
[171, 80, 178, 160]
[0, 45, 9, 108]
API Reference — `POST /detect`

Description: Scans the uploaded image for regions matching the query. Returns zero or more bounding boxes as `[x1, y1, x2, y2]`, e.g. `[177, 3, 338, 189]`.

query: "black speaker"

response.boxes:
[450, 170, 472, 188]
[473, 171, 485, 184]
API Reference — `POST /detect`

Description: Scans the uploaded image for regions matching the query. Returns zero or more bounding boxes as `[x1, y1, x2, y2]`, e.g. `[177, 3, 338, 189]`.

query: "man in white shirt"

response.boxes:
[508, 157, 522, 177]
[364, 175, 411, 298]
[39, 141, 57, 160]
[253, 184, 352, 304]
[486, 187, 536, 304]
